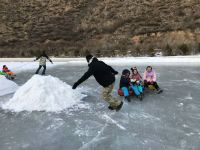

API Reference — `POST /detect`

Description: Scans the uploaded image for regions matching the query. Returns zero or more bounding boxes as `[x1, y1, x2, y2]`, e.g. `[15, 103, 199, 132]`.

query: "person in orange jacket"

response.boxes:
[2, 65, 16, 80]
[2, 65, 15, 76]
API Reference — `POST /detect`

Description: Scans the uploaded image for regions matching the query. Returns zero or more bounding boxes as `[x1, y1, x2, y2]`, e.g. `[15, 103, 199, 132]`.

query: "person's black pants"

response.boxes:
[35, 65, 46, 75]
[144, 80, 160, 90]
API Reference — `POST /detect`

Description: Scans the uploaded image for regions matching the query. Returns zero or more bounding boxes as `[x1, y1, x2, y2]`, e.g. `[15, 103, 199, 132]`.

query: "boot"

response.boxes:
[157, 89, 163, 94]
[108, 105, 115, 110]
[116, 101, 123, 111]
[138, 94, 143, 101]
[125, 96, 131, 102]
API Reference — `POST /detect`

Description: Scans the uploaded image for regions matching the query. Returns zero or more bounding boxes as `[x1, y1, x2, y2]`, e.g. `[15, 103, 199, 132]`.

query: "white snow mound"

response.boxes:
[2, 75, 86, 112]
[0, 75, 18, 96]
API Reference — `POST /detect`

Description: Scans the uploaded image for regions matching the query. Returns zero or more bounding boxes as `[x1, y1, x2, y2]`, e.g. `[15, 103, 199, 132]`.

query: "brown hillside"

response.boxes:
[0, 0, 200, 56]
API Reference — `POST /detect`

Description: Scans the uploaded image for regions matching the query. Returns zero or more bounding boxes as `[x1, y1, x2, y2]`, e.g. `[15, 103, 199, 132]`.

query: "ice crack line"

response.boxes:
[101, 114, 126, 130]
[78, 124, 108, 150]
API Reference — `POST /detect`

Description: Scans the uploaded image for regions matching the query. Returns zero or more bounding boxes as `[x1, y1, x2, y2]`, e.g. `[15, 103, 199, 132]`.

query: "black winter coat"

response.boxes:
[75, 58, 118, 88]
[119, 76, 130, 89]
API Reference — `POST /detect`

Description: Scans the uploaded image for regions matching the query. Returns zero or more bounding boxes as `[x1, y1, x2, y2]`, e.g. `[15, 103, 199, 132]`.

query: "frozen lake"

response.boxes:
[0, 63, 200, 150]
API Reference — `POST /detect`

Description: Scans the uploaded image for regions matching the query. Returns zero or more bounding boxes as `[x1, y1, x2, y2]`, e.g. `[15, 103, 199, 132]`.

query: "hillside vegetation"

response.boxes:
[0, 0, 200, 57]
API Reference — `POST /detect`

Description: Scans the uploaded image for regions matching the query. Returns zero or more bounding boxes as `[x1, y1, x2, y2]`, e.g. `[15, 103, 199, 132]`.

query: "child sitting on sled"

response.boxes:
[143, 66, 163, 94]
[119, 69, 143, 101]
[119, 69, 132, 102]
[130, 66, 144, 100]
[2, 65, 16, 79]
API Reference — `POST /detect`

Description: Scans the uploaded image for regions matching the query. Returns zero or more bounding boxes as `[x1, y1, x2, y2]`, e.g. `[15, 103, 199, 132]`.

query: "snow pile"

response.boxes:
[2, 75, 86, 112]
[0, 75, 18, 96]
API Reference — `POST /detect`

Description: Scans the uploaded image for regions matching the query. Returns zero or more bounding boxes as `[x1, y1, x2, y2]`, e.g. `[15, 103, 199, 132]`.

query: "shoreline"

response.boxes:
[0, 56, 200, 66]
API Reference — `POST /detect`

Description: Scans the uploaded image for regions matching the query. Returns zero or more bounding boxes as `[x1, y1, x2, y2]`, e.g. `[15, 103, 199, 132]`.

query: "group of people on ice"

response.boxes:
[72, 54, 163, 111]
[0, 51, 53, 80]
[1, 52, 163, 111]
[119, 65, 163, 102]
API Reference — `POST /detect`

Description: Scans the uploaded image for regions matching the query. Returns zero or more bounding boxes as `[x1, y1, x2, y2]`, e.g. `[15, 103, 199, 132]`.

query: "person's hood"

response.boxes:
[122, 69, 130, 75]
[88, 57, 98, 65]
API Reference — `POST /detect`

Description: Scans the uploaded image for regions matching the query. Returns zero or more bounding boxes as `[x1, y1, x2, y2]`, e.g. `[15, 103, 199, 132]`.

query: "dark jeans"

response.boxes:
[35, 65, 46, 75]
[144, 80, 160, 90]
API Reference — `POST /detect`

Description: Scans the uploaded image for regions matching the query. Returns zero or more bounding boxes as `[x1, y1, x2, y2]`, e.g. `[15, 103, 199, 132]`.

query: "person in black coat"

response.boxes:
[72, 54, 123, 111]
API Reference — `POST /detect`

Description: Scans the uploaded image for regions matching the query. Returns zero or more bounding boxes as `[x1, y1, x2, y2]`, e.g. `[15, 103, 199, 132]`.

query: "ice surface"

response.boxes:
[0, 61, 200, 150]
[2, 75, 87, 112]
[1, 55, 200, 73]
[0, 75, 18, 96]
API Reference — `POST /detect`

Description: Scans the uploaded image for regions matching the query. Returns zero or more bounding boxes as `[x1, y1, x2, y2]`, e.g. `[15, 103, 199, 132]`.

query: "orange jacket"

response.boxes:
[2, 67, 14, 75]
[2, 67, 9, 72]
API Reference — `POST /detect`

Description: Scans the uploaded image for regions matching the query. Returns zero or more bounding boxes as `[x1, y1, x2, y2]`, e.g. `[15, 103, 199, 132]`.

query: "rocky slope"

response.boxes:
[0, 0, 200, 57]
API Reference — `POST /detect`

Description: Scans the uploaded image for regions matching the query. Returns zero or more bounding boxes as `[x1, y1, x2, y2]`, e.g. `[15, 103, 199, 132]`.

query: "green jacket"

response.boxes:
[0, 71, 7, 75]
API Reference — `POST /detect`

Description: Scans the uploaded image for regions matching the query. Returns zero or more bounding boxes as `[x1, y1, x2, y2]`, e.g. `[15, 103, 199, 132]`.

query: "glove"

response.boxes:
[72, 82, 78, 89]
[131, 79, 136, 83]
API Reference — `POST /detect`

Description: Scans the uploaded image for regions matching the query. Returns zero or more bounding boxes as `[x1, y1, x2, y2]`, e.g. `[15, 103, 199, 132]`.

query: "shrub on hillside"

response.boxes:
[164, 44, 173, 56]
[198, 43, 200, 53]
[178, 44, 190, 55]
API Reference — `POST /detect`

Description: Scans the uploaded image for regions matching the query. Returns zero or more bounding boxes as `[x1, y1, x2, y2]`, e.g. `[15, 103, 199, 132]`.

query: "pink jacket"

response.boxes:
[143, 70, 156, 82]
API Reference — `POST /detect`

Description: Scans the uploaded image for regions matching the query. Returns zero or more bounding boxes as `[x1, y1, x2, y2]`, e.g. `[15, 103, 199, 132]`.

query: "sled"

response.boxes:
[0, 71, 16, 80]
[118, 89, 134, 96]
[6, 74, 16, 80]
[148, 85, 156, 90]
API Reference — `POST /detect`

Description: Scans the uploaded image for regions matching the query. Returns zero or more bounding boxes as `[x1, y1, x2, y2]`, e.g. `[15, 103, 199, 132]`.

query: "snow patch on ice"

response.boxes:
[129, 112, 161, 123]
[178, 103, 184, 107]
[74, 120, 104, 137]
[178, 93, 193, 102]
[182, 124, 189, 128]
[46, 118, 65, 130]
[0, 75, 18, 96]
[186, 132, 195, 136]
[2, 75, 87, 112]
[184, 94, 193, 100]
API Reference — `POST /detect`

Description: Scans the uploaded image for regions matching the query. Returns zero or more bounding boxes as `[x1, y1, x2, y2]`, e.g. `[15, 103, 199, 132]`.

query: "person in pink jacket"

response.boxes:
[143, 66, 163, 94]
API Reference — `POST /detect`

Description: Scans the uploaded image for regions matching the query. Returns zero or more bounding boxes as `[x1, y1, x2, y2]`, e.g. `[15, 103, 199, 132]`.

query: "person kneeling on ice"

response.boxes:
[119, 69, 132, 102]
[72, 54, 123, 111]
[130, 67, 144, 100]
[34, 51, 53, 75]
[143, 66, 163, 94]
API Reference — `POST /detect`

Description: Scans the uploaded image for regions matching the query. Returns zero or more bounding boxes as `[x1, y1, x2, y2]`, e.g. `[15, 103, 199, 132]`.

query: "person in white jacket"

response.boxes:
[34, 51, 53, 75]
